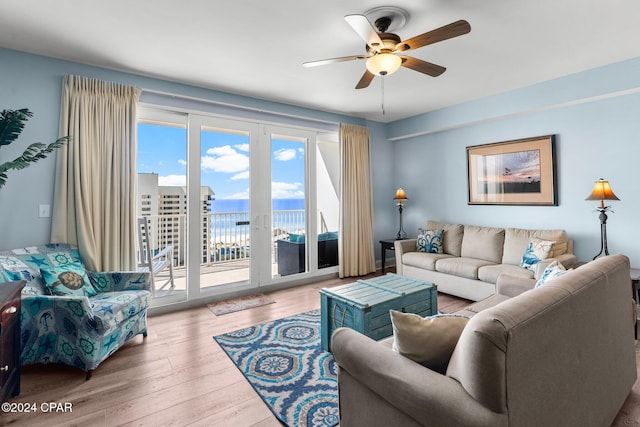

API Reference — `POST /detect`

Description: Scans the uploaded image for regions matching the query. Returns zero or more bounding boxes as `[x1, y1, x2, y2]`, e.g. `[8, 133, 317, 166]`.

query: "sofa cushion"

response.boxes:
[426, 221, 464, 257]
[460, 226, 505, 264]
[436, 257, 495, 280]
[460, 294, 512, 316]
[477, 264, 535, 284]
[390, 310, 469, 374]
[502, 228, 569, 265]
[519, 238, 555, 271]
[417, 228, 444, 254]
[402, 252, 455, 271]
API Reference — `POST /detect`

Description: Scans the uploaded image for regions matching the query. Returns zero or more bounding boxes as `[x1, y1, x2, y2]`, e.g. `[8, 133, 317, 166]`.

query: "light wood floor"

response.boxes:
[5, 272, 640, 426]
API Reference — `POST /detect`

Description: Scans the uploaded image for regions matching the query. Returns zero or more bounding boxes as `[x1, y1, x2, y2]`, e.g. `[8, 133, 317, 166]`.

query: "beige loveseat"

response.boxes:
[332, 254, 637, 427]
[395, 220, 577, 301]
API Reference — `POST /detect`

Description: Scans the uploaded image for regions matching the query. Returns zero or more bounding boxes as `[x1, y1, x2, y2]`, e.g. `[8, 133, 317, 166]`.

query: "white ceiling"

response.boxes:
[1, 0, 640, 123]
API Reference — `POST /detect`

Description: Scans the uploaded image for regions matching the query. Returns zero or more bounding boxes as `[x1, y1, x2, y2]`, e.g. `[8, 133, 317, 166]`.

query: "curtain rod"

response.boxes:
[140, 87, 341, 128]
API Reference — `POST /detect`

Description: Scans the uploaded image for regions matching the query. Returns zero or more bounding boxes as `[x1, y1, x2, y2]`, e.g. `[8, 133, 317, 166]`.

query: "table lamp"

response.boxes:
[394, 188, 408, 239]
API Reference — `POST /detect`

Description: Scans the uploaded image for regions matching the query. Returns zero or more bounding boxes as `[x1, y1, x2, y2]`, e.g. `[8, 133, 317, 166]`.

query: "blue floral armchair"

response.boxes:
[0, 244, 151, 378]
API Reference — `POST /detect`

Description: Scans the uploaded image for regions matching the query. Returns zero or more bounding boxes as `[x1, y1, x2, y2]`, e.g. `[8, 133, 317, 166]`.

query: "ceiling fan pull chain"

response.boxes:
[381, 75, 386, 116]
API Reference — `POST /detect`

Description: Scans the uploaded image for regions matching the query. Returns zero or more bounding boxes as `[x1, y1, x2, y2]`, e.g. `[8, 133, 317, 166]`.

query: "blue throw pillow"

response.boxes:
[416, 229, 444, 254]
[40, 262, 97, 297]
[520, 238, 555, 271]
[535, 260, 568, 288]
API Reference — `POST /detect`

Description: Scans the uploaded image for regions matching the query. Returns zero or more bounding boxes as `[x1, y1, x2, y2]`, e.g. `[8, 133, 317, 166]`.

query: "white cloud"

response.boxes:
[274, 148, 297, 161]
[158, 174, 186, 186]
[178, 159, 186, 166]
[235, 143, 249, 152]
[231, 171, 250, 180]
[201, 145, 249, 173]
[272, 181, 304, 199]
[224, 189, 250, 199]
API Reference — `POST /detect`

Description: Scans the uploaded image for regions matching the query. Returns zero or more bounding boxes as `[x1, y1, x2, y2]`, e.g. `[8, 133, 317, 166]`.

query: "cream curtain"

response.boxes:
[51, 75, 140, 271]
[339, 124, 376, 278]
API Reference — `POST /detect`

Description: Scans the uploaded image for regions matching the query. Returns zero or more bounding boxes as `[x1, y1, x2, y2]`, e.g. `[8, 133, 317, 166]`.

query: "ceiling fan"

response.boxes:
[303, 7, 471, 89]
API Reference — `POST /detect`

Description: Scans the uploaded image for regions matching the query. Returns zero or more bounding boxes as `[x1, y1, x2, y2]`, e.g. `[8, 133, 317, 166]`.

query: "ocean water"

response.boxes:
[211, 198, 305, 213]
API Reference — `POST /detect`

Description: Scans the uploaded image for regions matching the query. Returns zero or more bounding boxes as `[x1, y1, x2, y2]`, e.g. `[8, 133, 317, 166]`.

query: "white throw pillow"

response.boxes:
[535, 260, 569, 287]
[390, 310, 469, 373]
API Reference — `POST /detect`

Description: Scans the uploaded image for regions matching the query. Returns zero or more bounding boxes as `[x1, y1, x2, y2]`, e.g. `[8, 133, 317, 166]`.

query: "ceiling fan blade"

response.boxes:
[400, 56, 446, 77]
[396, 19, 471, 52]
[355, 70, 375, 89]
[303, 55, 367, 68]
[345, 14, 384, 52]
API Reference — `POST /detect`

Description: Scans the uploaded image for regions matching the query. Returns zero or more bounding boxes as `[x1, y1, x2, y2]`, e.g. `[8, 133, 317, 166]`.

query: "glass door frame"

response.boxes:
[255, 125, 319, 287]
[187, 115, 260, 299]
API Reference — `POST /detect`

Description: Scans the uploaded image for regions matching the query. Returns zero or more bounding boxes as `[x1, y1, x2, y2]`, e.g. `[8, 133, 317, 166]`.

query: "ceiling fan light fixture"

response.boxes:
[366, 53, 402, 76]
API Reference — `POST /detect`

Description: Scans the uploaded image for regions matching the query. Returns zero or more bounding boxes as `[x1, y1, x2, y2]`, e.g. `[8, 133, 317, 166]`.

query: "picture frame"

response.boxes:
[467, 135, 556, 206]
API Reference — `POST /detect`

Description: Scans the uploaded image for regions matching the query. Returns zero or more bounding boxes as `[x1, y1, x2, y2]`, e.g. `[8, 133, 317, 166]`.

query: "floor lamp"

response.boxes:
[394, 188, 408, 239]
[585, 178, 620, 260]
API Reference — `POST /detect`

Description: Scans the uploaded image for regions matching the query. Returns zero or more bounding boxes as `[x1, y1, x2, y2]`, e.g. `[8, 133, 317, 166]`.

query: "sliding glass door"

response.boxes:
[138, 108, 338, 306]
[188, 115, 259, 296]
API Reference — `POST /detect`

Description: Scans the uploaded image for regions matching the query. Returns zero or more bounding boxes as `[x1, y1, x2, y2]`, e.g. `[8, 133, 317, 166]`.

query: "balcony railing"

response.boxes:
[141, 210, 305, 269]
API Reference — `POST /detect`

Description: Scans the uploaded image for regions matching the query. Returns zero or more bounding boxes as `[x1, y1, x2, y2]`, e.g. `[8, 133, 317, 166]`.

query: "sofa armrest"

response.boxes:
[331, 328, 506, 427]
[496, 273, 536, 297]
[88, 271, 152, 293]
[394, 239, 417, 275]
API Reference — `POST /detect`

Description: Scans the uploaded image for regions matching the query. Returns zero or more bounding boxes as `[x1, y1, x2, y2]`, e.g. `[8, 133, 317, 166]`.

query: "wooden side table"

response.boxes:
[379, 239, 397, 273]
[1, 280, 25, 403]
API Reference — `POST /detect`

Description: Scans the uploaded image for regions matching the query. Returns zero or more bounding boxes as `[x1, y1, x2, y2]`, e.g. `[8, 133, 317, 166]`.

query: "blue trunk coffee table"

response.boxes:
[320, 273, 437, 352]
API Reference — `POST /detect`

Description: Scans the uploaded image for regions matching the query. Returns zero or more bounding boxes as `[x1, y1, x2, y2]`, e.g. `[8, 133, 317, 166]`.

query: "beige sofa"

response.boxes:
[395, 220, 577, 301]
[332, 254, 637, 427]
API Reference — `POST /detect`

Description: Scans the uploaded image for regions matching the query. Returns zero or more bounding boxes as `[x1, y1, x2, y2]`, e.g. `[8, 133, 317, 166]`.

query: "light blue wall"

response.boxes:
[389, 58, 640, 267]
[3, 47, 639, 268]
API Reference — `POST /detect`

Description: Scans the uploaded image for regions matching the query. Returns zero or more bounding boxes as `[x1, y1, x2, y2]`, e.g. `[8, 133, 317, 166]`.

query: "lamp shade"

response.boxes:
[394, 187, 408, 201]
[366, 53, 402, 76]
[585, 179, 619, 208]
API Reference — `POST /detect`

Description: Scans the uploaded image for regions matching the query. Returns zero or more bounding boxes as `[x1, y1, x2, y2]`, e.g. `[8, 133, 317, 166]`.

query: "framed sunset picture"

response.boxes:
[467, 135, 556, 205]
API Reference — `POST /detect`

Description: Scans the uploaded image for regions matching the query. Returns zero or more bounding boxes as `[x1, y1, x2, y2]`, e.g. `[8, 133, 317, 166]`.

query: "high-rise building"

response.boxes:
[137, 173, 214, 266]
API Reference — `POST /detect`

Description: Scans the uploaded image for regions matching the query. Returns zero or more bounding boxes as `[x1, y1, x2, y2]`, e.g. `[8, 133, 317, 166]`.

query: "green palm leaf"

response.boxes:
[0, 108, 69, 188]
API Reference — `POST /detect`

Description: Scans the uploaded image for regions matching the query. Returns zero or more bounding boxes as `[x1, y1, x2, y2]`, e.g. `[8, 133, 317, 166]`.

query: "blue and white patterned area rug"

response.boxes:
[214, 310, 339, 427]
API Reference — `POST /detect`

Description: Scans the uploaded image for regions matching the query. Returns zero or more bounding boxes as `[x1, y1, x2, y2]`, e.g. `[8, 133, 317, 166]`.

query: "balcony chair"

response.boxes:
[0, 244, 151, 379]
[137, 217, 175, 297]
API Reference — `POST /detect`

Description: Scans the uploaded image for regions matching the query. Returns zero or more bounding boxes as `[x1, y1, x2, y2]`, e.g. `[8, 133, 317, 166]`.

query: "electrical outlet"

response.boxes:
[39, 204, 50, 218]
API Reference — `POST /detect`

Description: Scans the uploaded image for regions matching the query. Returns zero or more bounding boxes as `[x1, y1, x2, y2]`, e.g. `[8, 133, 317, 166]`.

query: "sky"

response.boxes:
[137, 123, 305, 200]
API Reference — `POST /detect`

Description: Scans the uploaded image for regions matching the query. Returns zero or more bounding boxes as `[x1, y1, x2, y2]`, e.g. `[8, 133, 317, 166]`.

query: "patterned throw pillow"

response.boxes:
[519, 238, 555, 271]
[535, 260, 568, 288]
[417, 229, 444, 254]
[40, 262, 97, 297]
